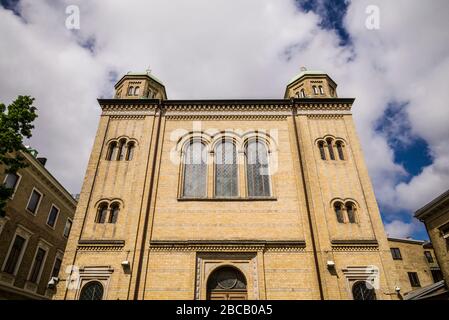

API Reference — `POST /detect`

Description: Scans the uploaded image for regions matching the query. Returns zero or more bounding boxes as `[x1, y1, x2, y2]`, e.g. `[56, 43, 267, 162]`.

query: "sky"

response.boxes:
[1, 0, 448, 240]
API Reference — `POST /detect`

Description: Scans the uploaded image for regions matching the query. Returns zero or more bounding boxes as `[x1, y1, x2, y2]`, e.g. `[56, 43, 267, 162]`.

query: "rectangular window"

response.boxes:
[26, 189, 42, 214]
[29, 248, 46, 283]
[46, 205, 60, 228]
[63, 219, 72, 238]
[408, 272, 421, 287]
[390, 248, 402, 260]
[3, 173, 21, 198]
[3, 235, 26, 274]
[424, 251, 434, 263]
[51, 257, 62, 278]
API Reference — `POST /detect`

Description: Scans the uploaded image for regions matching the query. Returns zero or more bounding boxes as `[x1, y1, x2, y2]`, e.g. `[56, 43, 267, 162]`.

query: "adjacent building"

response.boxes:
[415, 190, 449, 289]
[55, 68, 401, 300]
[0, 149, 77, 299]
[388, 237, 442, 295]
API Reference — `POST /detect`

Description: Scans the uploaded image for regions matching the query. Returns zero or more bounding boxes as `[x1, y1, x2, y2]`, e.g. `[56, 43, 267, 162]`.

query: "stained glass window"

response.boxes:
[183, 141, 207, 198]
[246, 140, 271, 197]
[215, 140, 238, 197]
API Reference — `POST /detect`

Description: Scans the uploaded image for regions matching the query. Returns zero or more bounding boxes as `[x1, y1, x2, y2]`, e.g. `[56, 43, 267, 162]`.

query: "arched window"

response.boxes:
[318, 141, 326, 160]
[336, 141, 345, 160]
[346, 202, 356, 223]
[127, 86, 134, 96]
[118, 139, 127, 161]
[106, 142, 118, 161]
[300, 89, 305, 98]
[109, 203, 120, 224]
[96, 203, 108, 223]
[126, 142, 135, 161]
[313, 86, 318, 95]
[134, 86, 140, 95]
[326, 138, 335, 160]
[148, 89, 153, 98]
[79, 281, 104, 300]
[319, 86, 324, 95]
[182, 141, 207, 198]
[334, 202, 344, 223]
[246, 140, 271, 197]
[215, 140, 238, 198]
[207, 266, 247, 300]
[352, 281, 376, 300]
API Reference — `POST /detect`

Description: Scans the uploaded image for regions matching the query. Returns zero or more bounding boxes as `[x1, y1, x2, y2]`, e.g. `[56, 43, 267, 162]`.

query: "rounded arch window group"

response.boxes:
[95, 200, 122, 224]
[180, 134, 273, 199]
[317, 136, 346, 161]
[106, 137, 136, 161]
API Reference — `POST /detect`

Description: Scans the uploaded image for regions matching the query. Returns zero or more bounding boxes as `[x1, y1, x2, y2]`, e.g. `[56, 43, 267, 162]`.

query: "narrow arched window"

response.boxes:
[96, 203, 108, 223]
[127, 86, 134, 96]
[352, 281, 376, 300]
[346, 202, 356, 223]
[134, 86, 140, 95]
[182, 141, 207, 198]
[109, 203, 120, 224]
[326, 138, 335, 160]
[336, 141, 345, 160]
[106, 142, 117, 161]
[215, 140, 238, 198]
[118, 139, 127, 161]
[334, 202, 344, 223]
[126, 142, 135, 161]
[318, 141, 326, 160]
[319, 86, 324, 95]
[313, 86, 318, 95]
[246, 140, 271, 197]
[79, 281, 104, 300]
[300, 89, 305, 98]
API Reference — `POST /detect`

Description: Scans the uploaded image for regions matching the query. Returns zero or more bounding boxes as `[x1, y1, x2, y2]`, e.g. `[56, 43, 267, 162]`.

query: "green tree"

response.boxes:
[0, 96, 38, 217]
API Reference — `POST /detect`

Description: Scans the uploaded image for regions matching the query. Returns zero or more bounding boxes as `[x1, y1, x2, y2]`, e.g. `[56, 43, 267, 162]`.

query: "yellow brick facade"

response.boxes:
[54, 70, 401, 300]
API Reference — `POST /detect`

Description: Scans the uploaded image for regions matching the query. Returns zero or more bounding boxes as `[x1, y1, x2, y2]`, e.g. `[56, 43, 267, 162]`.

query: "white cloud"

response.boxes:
[384, 220, 418, 239]
[0, 0, 448, 233]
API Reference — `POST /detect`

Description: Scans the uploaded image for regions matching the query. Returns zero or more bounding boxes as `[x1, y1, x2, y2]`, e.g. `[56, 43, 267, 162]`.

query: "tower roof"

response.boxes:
[114, 70, 165, 88]
[287, 69, 332, 86]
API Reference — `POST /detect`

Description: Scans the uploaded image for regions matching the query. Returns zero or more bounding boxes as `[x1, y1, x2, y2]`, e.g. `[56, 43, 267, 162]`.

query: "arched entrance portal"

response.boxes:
[207, 266, 247, 300]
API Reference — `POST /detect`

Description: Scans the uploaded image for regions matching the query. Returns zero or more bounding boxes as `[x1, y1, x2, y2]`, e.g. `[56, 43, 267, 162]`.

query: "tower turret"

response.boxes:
[284, 67, 337, 99]
[114, 70, 167, 100]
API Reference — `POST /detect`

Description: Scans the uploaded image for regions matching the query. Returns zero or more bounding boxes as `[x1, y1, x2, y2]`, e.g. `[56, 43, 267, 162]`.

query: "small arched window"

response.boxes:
[318, 141, 326, 160]
[300, 89, 305, 98]
[106, 142, 118, 161]
[336, 141, 345, 160]
[246, 140, 271, 197]
[346, 202, 356, 223]
[109, 203, 120, 223]
[127, 86, 134, 96]
[215, 140, 238, 198]
[134, 86, 140, 95]
[352, 281, 376, 300]
[79, 281, 104, 300]
[319, 86, 324, 95]
[334, 202, 344, 223]
[118, 139, 127, 161]
[96, 203, 108, 223]
[313, 86, 318, 95]
[182, 140, 207, 198]
[326, 138, 335, 160]
[126, 142, 135, 161]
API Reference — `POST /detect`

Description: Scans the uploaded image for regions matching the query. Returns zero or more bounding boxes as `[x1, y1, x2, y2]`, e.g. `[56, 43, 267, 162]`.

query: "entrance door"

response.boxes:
[207, 266, 247, 300]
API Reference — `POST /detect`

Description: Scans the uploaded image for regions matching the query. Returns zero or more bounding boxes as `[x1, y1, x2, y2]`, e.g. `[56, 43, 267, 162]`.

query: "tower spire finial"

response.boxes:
[146, 65, 152, 74]
[300, 66, 307, 72]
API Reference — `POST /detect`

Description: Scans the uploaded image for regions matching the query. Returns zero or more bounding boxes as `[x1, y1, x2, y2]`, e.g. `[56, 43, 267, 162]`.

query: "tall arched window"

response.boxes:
[182, 141, 207, 198]
[346, 202, 356, 223]
[318, 141, 326, 160]
[326, 138, 335, 160]
[300, 89, 305, 98]
[215, 140, 238, 198]
[336, 141, 345, 160]
[134, 86, 140, 95]
[313, 86, 318, 95]
[106, 142, 118, 161]
[127, 86, 133, 96]
[96, 203, 108, 224]
[118, 139, 127, 161]
[246, 140, 271, 197]
[334, 202, 344, 223]
[79, 281, 104, 300]
[352, 281, 376, 300]
[109, 203, 120, 224]
[126, 142, 135, 161]
[319, 86, 324, 95]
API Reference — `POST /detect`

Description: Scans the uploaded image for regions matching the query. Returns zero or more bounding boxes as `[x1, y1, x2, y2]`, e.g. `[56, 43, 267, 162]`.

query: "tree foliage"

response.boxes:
[0, 96, 38, 217]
